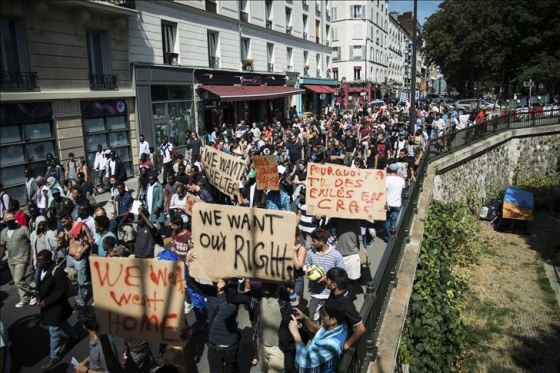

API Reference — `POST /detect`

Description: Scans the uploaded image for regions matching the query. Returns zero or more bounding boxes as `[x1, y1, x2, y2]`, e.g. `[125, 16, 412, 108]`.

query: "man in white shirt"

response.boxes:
[159, 136, 174, 184]
[384, 163, 405, 242]
[138, 134, 150, 159]
[93, 145, 107, 192]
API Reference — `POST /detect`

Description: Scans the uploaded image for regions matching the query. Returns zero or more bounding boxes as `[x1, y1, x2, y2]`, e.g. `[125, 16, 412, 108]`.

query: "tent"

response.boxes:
[502, 186, 534, 221]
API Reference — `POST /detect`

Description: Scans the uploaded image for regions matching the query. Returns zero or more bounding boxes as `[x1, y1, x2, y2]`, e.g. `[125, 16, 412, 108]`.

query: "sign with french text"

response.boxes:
[252, 155, 279, 191]
[306, 163, 387, 220]
[201, 146, 247, 196]
[190, 204, 296, 282]
[89, 257, 185, 344]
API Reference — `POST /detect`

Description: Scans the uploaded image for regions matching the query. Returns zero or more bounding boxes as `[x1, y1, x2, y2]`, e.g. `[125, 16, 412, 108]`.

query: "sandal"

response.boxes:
[251, 356, 259, 367]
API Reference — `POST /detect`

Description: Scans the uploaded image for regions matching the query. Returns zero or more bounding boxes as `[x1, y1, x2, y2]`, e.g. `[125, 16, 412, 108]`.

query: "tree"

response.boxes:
[422, 0, 560, 98]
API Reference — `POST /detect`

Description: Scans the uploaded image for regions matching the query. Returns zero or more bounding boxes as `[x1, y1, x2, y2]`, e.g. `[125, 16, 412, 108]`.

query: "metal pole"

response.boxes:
[409, 0, 418, 134]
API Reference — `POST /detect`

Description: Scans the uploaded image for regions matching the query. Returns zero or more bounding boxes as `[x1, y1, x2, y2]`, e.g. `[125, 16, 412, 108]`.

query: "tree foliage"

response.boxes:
[422, 0, 560, 97]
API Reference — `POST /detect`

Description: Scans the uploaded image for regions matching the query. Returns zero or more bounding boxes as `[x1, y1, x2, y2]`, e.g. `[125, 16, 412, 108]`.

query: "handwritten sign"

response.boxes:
[202, 146, 247, 196]
[89, 257, 185, 344]
[252, 155, 279, 191]
[190, 204, 296, 282]
[306, 163, 387, 220]
[185, 194, 204, 215]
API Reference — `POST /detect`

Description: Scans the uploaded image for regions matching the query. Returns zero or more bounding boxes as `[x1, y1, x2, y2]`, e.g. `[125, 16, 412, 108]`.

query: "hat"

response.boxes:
[51, 187, 61, 195]
[2, 213, 15, 223]
[46, 177, 56, 187]
[398, 131, 406, 136]
[248, 170, 256, 179]
[105, 149, 112, 154]
[388, 163, 399, 172]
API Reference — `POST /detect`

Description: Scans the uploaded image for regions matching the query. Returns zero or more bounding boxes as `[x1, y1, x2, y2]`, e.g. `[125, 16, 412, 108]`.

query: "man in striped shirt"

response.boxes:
[304, 228, 345, 323]
[296, 188, 318, 248]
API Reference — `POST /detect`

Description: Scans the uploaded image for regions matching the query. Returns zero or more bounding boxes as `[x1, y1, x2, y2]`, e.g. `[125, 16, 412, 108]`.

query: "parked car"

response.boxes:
[384, 97, 400, 106]
[369, 100, 387, 110]
[445, 99, 495, 114]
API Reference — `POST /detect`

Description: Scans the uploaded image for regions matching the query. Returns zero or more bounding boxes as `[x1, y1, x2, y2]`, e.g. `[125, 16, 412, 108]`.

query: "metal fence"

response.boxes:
[337, 109, 560, 372]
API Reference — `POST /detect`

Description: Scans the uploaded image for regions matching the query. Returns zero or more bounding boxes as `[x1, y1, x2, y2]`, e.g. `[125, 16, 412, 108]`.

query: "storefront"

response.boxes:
[134, 64, 196, 152]
[299, 77, 338, 115]
[0, 102, 56, 202]
[196, 70, 303, 131]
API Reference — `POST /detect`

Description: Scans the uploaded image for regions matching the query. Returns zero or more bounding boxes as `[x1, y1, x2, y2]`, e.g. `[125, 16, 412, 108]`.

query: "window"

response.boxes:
[287, 47, 293, 69]
[267, 43, 274, 71]
[333, 46, 341, 61]
[352, 45, 363, 60]
[354, 66, 361, 80]
[241, 38, 251, 61]
[162, 22, 178, 64]
[315, 20, 320, 43]
[332, 26, 338, 41]
[208, 31, 219, 68]
[303, 50, 309, 71]
[285, 7, 292, 28]
[86, 31, 112, 76]
[151, 85, 194, 149]
[265, 0, 273, 20]
[332, 67, 339, 81]
[331, 7, 337, 20]
[303, 15, 308, 33]
[350, 5, 364, 18]
[352, 24, 362, 39]
[0, 18, 30, 74]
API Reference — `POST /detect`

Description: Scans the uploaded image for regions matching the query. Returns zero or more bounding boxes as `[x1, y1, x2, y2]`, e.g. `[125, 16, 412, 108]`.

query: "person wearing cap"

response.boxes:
[0, 213, 37, 308]
[384, 163, 405, 242]
[393, 131, 408, 158]
[48, 187, 71, 231]
[44, 158, 64, 189]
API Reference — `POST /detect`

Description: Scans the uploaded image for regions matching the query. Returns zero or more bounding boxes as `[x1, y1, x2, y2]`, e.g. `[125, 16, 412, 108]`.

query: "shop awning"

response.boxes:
[304, 85, 337, 94]
[201, 85, 304, 102]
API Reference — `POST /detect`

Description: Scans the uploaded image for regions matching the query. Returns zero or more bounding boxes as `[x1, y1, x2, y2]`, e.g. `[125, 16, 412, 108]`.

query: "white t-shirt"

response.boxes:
[138, 140, 150, 158]
[386, 174, 405, 208]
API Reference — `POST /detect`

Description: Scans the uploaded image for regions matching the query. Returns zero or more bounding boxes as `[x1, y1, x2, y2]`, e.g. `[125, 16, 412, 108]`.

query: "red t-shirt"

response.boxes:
[171, 229, 191, 259]
[14, 210, 28, 227]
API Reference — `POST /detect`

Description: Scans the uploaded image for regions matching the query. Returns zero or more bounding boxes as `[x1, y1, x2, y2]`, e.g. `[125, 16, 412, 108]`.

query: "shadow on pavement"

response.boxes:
[9, 314, 50, 371]
[510, 323, 560, 372]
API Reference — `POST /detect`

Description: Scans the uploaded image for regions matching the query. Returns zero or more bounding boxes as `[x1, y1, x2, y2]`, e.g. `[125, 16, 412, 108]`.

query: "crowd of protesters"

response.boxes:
[0, 98, 449, 372]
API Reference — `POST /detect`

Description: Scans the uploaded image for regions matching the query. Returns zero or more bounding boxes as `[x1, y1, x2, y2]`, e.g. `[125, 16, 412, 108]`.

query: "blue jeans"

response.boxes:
[384, 206, 401, 241]
[66, 253, 89, 306]
[49, 321, 78, 358]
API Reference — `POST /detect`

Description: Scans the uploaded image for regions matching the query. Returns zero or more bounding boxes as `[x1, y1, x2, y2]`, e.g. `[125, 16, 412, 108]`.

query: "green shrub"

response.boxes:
[399, 201, 481, 372]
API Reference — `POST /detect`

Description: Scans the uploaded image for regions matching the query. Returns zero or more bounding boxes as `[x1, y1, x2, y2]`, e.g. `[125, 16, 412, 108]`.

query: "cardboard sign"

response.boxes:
[306, 163, 387, 220]
[252, 155, 279, 191]
[89, 257, 185, 344]
[190, 204, 296, 282]
[201, 146, 247, 196]
[185, 194, 204, 215]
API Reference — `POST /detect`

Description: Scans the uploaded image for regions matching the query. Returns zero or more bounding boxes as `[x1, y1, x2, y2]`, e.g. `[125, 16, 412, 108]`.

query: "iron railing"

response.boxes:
[1, 71, 37, 91]
[268, 63, 274, 72]
[99, 0, 135, 9]
[209, 56, 220, 68]
[89, 74, 118, 90]
[205, 0, 217, 13]
[337, 110, 560, 372]
[240, 11, 248, 23]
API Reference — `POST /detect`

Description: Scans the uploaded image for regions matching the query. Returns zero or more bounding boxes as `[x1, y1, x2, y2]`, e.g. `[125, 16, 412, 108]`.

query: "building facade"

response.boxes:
[0, 0, 137, 201]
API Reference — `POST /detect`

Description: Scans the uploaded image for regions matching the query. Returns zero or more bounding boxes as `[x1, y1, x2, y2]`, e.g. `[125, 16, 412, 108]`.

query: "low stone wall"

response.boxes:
[432, 126, 560, 203]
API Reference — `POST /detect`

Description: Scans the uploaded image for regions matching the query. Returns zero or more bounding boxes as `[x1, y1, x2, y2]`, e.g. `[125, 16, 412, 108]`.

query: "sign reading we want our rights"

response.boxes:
[89, 257, 185, 344]
[190, 204, 296, 283]
[202, 146, 247, 196]
[306, 163, 387, 221]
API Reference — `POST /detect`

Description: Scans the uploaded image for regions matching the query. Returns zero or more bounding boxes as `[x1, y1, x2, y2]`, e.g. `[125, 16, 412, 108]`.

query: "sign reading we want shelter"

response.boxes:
[190, 204, 296, 283]
[89, 257, 185, 344]
[202, 146, 247, 196]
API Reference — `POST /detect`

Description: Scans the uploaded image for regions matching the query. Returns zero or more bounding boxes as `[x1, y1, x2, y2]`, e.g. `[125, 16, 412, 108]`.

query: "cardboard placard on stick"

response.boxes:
[201, 146, 247, 196]
[185, 194, 204, 216]
[306, 163, 387, 220]
[252, 155, 279, 191]
[190, 204, 296, 282]
[89, 256, 185, 344]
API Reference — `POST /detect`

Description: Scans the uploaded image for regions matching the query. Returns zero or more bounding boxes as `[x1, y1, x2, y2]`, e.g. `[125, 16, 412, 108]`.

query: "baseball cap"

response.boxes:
[2, 213, 15, 223]
[388, 163, 399, 172]
[51, 187, 61, 195]
[248, 170, 256, 179]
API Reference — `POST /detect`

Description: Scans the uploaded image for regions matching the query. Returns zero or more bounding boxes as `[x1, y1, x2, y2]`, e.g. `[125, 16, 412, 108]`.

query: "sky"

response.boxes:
[388, 0, 443, 25]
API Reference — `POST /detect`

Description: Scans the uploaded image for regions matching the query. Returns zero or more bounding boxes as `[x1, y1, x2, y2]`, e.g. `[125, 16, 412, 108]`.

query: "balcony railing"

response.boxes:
[89, 74, 118, 90]
[240, 11, 248, 23]
[303, 32, 308, 40]
[286, 26, 293, 35]
[268, 63, 274, 72]
[316, 36, 320, 43]
[205, 0, 217, 13]
[316, 69, 321, 77]
[99, 0, 135, 9]
[326, 40, 330, 46]
[1, 71, 38, 91]
[243, 65, 253, 72]
[266, 19, 272, 29]
[303, 1, 309, 11]
[209, 56, 220, 68]
[315, 2, 320, 12]
[287, 65, 293, 71]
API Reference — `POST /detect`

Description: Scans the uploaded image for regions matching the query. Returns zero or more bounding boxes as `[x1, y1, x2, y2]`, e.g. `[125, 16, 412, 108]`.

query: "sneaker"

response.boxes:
[29, 297, 37, 306]
[184, 301, 193, 314]
[15, 301, 26, 308]
[41, 356, 61, 370]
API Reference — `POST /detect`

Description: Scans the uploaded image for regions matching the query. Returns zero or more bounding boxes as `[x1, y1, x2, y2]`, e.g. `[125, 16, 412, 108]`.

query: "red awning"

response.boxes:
[201, 85, 304, 102]
[304, 85, 337, 94]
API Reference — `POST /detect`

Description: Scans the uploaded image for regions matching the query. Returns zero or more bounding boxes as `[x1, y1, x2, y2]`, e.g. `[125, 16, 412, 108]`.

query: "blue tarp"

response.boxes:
[504, 186, 534, 210]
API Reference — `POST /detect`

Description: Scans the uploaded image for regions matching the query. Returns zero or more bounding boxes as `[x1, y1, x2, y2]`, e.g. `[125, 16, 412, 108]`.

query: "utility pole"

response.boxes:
[409, 0, 418, 135]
